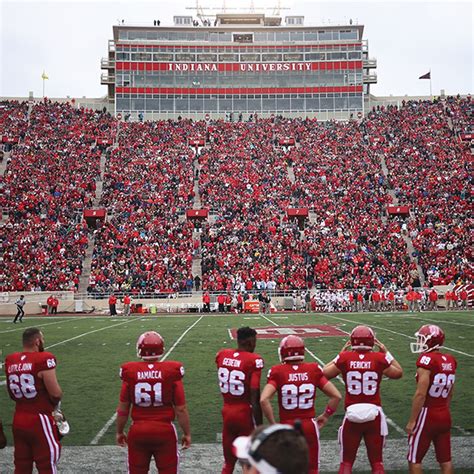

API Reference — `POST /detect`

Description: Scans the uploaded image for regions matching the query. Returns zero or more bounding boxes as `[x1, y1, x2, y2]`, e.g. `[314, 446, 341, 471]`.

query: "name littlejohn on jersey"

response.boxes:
[7, 363, 33, 373]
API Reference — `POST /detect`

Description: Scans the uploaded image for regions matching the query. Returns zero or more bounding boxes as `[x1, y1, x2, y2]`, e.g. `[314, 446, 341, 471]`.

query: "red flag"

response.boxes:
[419, 72, 431, 79]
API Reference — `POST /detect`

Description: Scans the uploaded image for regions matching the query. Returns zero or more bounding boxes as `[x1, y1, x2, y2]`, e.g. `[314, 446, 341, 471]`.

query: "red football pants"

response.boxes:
[338, 415, 385, 471]
[127, 421, 179, 474]
[407, 406, 452, 464]
[221, 404, 255, 474]
[285, 417, 320, 474]
[13, 412, 61, 474]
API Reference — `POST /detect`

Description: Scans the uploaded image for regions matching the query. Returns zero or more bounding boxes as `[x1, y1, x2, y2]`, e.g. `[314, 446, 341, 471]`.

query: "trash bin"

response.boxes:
[150, 305, 157, 314]
[41, 305, 48, 315]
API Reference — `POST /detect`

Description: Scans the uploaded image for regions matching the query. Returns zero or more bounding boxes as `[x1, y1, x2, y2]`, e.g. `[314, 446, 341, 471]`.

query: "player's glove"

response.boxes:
[52, 403, 70, 437]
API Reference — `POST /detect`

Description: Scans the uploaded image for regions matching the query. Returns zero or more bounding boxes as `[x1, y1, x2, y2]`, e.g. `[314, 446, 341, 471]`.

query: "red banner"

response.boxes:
[84, 209, 106, 218]
[188, 138, 205, 146]
[279, 137, 295, 146]
[116, 85, 363, 96]
[287, 208, 309, 217]
[387, 206, 410, 216]
[460, 132, 474, 141]
[116, 61, 363, 72]
[186, 209, 209, 218]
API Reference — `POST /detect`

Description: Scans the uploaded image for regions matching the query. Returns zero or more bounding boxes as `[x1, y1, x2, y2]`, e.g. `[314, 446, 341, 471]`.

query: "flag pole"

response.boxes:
[429, 69, 432, 100]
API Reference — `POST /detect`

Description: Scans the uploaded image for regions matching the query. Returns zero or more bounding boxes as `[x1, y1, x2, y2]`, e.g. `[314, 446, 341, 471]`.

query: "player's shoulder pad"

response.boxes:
[416, 353, 434, 368]
[253, 353, 264, 369]
[39, 352, 57, 369]
[164, 360, 185, 378]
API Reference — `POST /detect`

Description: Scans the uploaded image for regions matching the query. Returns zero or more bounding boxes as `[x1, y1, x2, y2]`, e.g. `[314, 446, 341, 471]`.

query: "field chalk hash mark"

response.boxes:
[90, 315, 204, 445]
[259, 314, 405, 435]
[323, 314, 474, 359]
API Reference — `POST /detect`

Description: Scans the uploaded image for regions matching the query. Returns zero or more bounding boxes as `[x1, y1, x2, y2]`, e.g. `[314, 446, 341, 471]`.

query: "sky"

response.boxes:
[0, 0, 472, 99]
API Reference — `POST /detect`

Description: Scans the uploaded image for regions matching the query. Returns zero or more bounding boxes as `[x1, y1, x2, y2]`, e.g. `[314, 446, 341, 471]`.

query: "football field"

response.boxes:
[0, 310, 473, 472]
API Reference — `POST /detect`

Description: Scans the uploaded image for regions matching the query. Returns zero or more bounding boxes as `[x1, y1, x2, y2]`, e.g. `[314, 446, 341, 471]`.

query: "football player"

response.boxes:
[216, 326, 264, 474]
[116, 331, 191, 474]
[5, 327, 63, 473]
[406, 324, 456, 474]
[260, 335, 342, 474]
[323, 325, 403, 474]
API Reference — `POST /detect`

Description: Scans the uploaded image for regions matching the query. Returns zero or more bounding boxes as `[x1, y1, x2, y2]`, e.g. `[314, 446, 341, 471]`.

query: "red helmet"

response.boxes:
[279, 335, 305, 362]
[410, 324, 445, 354]
[136, 331, 164, 360]
[350, 325, 375, 351]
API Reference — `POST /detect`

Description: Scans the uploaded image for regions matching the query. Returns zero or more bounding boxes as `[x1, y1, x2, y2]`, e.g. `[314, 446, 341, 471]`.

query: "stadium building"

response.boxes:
[101, 13, 377, 120]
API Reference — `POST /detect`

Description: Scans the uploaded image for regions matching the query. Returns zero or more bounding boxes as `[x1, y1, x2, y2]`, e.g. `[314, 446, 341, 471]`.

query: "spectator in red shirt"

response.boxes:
[109, 294, 117, 316]
[459, 288, 468, 310]
[428, 288, 438, 311]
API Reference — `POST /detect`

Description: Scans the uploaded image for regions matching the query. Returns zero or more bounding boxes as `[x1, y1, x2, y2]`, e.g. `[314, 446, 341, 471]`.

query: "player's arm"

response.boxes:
[376, 339, 403, 379]
[250, 368, 263, 425]
[316, 380, 342, 429]
[116, 399, 130, 447]
[323, 360, 341, 379]
[39, 368, 63, 405]
[174, 379, 191, 449]
[260, 383, 277, 424]
[406, 367, 430, 435]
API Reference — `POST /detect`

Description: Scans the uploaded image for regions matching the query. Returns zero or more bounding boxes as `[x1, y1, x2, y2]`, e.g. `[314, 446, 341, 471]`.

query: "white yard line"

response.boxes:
[408, 315, 474, 328]
[45, 318, 141, 350]
[323, 314, 474, 358]
[90, 315, 204, 445]
[259, 314, 405, 435]
[0, 317, 84, 334]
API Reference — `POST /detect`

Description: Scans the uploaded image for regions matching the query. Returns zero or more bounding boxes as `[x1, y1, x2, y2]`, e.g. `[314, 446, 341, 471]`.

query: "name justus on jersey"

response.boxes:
[288, 372, 308, 382]
[137, 370, 162, 380]
[222, 358, 241, 368]
[442, 363, 453, 371]
[8, 363, 33, 373]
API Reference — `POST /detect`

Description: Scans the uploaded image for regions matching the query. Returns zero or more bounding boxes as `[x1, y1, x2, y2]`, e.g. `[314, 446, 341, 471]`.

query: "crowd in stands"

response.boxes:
[366, 98, 472, 286]
[1, 101, 115, 291]
[88, 121, 197, 294]
[0, 97, 471, 294]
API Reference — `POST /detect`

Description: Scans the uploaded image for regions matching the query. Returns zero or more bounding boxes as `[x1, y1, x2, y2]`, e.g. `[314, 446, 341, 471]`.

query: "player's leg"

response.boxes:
[363, 417, 385, 474]
[338, 418, 363, 474]
[33, 414, 61, 474]
[12, 424, 34, 474]
[221, 405, 254, 474]
[433, 428, 453, 474]
[153, 423, 179, 474]
[303, 419, 321, 474]
[407, 407, 432, 473]
[127, 423, 153, 474]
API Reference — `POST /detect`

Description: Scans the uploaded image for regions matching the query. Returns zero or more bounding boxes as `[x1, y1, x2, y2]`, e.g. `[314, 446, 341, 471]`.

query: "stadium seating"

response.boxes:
[1, 98, 471, 293]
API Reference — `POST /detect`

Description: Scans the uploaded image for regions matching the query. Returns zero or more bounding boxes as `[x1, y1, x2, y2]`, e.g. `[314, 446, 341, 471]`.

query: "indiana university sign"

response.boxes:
[168, 62, 312, 72]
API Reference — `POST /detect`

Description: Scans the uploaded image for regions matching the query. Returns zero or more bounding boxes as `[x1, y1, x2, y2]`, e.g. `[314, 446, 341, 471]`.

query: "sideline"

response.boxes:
[89, 315, 204, 445]
[259, 314, 406, 435]
[323, 314, 474, 358]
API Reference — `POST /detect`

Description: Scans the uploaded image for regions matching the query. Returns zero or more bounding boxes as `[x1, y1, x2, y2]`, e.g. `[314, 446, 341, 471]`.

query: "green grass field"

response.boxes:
[0, 311, 473, 450]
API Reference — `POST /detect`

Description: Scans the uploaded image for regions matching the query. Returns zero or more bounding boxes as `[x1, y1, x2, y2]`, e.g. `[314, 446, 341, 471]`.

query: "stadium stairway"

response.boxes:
[191, 157, 203, 282]
[287, 163, 296, 184]
[78, 234, 95, 293]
